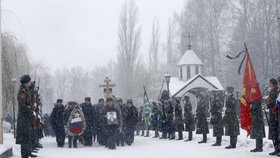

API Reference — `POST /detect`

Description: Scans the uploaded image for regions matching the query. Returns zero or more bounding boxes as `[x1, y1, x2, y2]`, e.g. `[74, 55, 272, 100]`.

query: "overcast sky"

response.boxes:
[2, 0, 185, 71]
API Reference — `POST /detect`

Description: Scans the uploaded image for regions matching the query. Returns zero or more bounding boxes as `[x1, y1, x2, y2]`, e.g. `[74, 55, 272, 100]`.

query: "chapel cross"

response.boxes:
[99, 76, 116, 98]
[184, 32, 194, 50]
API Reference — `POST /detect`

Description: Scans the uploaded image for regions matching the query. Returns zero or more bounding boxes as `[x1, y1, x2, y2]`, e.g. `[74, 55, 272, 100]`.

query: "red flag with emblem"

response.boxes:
[240, 46, 262, 137]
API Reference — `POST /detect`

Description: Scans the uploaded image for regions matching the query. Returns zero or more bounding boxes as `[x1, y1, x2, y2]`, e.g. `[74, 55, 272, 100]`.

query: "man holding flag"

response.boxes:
[143, 86, 152, 137]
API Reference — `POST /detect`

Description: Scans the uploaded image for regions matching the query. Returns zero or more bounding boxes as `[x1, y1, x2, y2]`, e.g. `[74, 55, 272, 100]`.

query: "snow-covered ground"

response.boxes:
[6, 127, 275, 158]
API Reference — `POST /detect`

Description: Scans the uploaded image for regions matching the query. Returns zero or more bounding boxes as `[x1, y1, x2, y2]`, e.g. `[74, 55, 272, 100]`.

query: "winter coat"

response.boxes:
[50, 103, 65, 135]
[210, 99, 224, 137]
[223, 94, 240, 136]
[267, 87, 279, 140]
[16, 86, 33, 145]
[250, 99, 265, 139]
[174, 105, 184, 132]
[126, 105, 138, 131]
[151, 105, 160, 130]
[184, 102, 195, 131]
[196, 99, 209, 134]
[165, 104, 175, 133]
[159, 104, 167, 132]
[81, 102, 95, 133]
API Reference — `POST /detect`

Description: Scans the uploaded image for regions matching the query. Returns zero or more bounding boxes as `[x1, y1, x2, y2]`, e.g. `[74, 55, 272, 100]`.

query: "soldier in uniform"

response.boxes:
[50, 99, 65, 148]
[183, 96, 195, 141]
[250, 99, 265, 152]
[209, 91, 224, 146]
[116, 98, 127, 147]
[267, 78, 279, 155]
[223, 86, 240, 149]
[151, 102, 160, 138]
[81, 97, 95, 146]
[166, 99, 175, 140]
[125, 99, 138, 145]
[159, 101, 168, 139]
[196, 93, 209, 143]
[16, 75, 37, 158]
[93, 98, 105, 145]
[174, 98, 184, 140]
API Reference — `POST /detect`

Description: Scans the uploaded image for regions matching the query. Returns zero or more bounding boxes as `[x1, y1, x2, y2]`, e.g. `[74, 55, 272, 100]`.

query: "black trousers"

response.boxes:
[116, 131, 125, 146]
[230, 136, 237, 146]
[106, 125, 117, 149]
[216, 136, 222, 144]
[178, 131, 183, 139]
[21, 144, 30, 158]
[256, 138, 263, 149]
[68, 135, 78, 148]
[126, 129, 135, 145]
[188, 131, 193, 140]
[55, 130, 65, 147]
[83, 128, 93, 146]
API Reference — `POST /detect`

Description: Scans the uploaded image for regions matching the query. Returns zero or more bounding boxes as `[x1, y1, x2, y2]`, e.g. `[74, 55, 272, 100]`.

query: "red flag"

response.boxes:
[240, 47, 262, 137]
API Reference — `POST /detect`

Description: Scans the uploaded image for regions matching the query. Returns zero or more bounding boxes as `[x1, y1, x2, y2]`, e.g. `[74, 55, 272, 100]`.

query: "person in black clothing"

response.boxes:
[43, 113, 53, 137]
[151, 101, 160, 138]
[266, 78, 279, 155]
[183, 96, 195, 141]
[166, 99, 175, 140]
[101, 97, 120, 150]
[196, 93, 209, 144]
[93, 98, 105, 145]
[174, 98, 184, 140]
[250, 99, 265, 152]
[81, 97, 95, 146]
[16, 75, 37, 158]
[125, 99, 138, 145]
[116, 98, 127, 147]
[223, 86, 240, 149]
[209, 91, 224, 146]
[160, 101, 168, 139]
[50, 99, 65, 148]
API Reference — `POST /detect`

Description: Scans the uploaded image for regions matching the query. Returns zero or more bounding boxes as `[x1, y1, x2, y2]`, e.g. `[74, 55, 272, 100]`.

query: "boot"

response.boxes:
[225, 145, 236, 149]
[269, 150, 280, 155]
[198, 134, 207, 143]
[29, 153, 37, 158]
[250, 148, 263, 152]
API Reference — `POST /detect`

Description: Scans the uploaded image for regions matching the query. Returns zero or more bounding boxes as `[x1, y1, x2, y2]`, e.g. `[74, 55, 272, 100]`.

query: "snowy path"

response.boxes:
[8, 129, 274, 158]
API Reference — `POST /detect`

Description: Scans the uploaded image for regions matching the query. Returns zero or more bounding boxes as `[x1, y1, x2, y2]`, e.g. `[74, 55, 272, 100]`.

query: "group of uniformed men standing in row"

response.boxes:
[16, 74, 280, 158]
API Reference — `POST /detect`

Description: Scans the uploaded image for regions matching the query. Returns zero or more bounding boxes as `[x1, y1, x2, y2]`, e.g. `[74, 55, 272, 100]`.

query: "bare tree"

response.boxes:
[116, 0, 141, 99]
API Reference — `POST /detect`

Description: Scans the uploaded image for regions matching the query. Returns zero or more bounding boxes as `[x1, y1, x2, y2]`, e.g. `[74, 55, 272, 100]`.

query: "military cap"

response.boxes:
[85, 97, 91, 102]
[57, 99, 63, 103]
[20, 75, 31, 84]
[226, 86, 234, 93]
[270, 78, 277, 85]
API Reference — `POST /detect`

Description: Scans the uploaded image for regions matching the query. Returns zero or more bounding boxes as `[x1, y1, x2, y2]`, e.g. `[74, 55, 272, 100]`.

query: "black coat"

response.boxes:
[50, 103, 65, 135]
[210, 99, 224, 137]
[165, 104, 175, 133]
[16, 86, 33, 145]
[184, 102, 195, 131]
[151, 105, 160, 130]
[267, 87, 279, 140]
[174, 105, 184, 132]
[224, 94, 240, 136]
[126, 105, 138, 131]
[196, 99, 209, 134]
[250, 99, 265, 139]
[81, 102, 95, 132]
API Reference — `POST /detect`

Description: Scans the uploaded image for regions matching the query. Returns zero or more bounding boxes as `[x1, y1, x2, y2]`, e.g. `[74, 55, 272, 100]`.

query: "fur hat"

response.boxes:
[20, 75, 31, 84]
[226, 86, 234, 93]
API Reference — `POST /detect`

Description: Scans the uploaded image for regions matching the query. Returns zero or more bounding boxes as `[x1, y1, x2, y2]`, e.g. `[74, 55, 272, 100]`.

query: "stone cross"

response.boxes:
[99, 76, 116, 98]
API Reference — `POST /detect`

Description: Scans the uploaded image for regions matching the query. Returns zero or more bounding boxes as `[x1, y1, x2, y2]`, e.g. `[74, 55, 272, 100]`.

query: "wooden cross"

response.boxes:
[99, 76, 116, 98]
[184, 32, 194, 50]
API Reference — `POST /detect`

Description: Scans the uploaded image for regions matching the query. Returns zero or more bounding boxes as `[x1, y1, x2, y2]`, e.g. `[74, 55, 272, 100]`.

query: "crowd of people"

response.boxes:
[16, 74, 280, 158]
